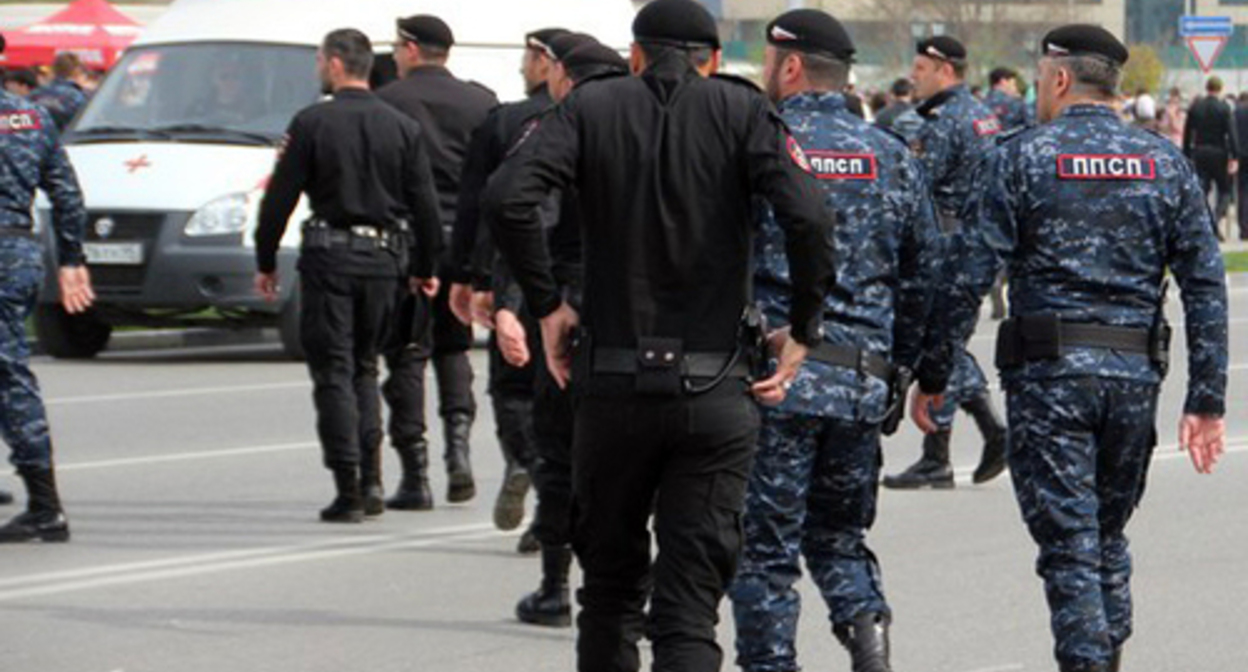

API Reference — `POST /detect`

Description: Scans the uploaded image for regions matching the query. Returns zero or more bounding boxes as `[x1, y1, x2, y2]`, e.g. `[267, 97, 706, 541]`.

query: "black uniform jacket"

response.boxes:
[255, 88, 442, 279]
[1184, 94, 1240, 157]
[377, 65, 498, 236]
[484, 55, 835, 352]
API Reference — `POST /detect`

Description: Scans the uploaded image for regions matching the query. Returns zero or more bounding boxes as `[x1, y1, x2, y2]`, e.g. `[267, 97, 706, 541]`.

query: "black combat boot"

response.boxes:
[516, 525, 541, 554]
[516, 544, 573, 627]
[321, 467, 363, 523]
[962, 393, 1008, 484]
[0, 489, 13, 505]
[444, 412, 475, 503]
[833, 612, 891, 672]
[1059, 663, 1108, 672]
[882, 430, 954, 490]
[1109, 648, 1122, 672]
[386, 440, 433, 511]
[0, 467, 70, 543]
[360, 442, 385, 518]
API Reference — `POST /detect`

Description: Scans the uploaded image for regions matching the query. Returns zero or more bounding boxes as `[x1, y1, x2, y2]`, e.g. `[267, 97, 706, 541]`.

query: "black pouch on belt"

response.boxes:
[635, 337, 684, 397]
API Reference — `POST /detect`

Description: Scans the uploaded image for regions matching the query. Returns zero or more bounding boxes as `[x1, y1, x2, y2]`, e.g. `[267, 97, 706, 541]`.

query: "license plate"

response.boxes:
[84, 242, 144, 266]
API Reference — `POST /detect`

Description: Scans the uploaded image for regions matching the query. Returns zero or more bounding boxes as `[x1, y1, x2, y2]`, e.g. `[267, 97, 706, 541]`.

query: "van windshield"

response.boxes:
[70, 43, 320, 145]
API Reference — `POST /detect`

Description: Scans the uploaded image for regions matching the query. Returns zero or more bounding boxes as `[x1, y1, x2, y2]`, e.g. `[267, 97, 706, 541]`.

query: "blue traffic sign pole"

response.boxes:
[1179, 15, 1234, 37]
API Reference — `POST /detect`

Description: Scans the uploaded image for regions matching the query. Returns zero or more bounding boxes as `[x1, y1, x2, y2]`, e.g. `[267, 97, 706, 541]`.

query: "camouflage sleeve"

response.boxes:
[917, 144, 1016, 392]
[1167, 157, 1229, 416]
[37, 115, 87, 267]
[892, 154, 941, 371]
[916, 118, 955, 198]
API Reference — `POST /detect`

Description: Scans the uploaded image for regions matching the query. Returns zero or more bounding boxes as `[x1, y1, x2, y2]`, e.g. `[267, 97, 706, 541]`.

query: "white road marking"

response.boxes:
[45, 381, 309, 406]
[0, 523, 507, 603]
[957, 665, 1024, 672]
[58, 441, 317, 471]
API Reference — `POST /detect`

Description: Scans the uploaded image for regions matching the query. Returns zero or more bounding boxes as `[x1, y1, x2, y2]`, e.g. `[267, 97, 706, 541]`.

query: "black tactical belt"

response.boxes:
[1055, 322, 1150, 353]
[302, 223, 398, 251]
[591, 347, 751, 379]
[0, 228, 35, 238]
[808, 343, 895, 382]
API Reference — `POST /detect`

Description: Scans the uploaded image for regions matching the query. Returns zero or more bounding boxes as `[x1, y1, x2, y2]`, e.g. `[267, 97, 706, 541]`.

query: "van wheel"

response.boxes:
[278, 283, 305, 361]
[33, 305, 113, 359]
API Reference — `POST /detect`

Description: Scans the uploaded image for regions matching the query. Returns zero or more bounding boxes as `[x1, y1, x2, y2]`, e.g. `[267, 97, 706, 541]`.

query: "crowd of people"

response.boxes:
[0, 5, 1232, 672]
[1, 52, 98, 131]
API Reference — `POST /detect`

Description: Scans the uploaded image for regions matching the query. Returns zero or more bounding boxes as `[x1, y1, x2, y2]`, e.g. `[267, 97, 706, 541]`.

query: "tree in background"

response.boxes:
[1122, 44, 1165, 94]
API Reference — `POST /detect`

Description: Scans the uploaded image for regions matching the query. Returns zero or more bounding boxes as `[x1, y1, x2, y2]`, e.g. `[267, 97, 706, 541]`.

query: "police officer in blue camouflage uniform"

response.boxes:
[985, 67, 1030, 132]
[884, 35, 1009, 491]
[0, 32, 95, 542]
[727, 11, 942, 672]
[29, 52, 90, 132]
[914, 25, 1229, 672]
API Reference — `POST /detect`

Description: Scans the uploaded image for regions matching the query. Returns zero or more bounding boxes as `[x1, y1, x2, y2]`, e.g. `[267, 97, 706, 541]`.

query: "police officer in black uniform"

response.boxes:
[254, 29, 441, 523]
[486, 1, 835, 669]
[447, 28, 569, 550]
[1183, 76, 1240, 238]
[374, 15, 498, 512]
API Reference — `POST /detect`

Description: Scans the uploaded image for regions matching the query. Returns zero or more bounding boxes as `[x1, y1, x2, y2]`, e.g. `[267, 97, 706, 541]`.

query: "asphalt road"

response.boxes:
[1, 285, 1244, 672]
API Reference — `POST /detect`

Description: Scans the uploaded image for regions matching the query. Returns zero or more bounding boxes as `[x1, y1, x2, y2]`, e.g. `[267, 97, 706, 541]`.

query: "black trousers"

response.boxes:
[1194, 147, 1232, 227]
[573, 383, 759, 672]
[1237, 164, 1248, 239]
[300, 270, 396, 470]
[531, 355, 575, 547]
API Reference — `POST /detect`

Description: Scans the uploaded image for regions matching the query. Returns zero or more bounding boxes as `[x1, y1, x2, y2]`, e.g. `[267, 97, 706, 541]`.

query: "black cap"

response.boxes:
[765, 9, 855, 62]
[633, 0, 720, 50]
[397, 15, 454, 49]
[563, 43, 628, 83]
[1040, 24, 1129, 66]
[526, 28, 571, 57]
[916, 35, 967, 63]
[549, 32, 597, 62]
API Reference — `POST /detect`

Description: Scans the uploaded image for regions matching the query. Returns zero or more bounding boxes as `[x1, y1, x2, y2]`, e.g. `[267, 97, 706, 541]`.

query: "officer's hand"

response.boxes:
[410, 276, 440, 298]
[1231, 159, 1240, 176]
[471, 292, 495, 330]
[495, 309, 530, 368]
[751, 333, 807, 407]
[449, 283, 474, 326]
[539, 302, 580, 389]
[911, 389, 946, 435]
[58, 266, 95, 315]
[1179, 414, 1226, 475]
[254, 272, 279, 303]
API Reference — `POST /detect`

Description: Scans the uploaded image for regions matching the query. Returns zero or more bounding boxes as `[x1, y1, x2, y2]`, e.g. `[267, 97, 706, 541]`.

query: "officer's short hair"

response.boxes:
[4, 69, 37, 90]
[412, 43, 448, 63]
[989, 67, 1016, 87]
[1207, 76, 1224, 94]
[322, 29, 374, 80]
[890, 77, 913, 98]
[1051, 55, 1120, 100]
[639, 42, 714, 69]
[774, 47, 849, 91]
[52, 52, 83, 79]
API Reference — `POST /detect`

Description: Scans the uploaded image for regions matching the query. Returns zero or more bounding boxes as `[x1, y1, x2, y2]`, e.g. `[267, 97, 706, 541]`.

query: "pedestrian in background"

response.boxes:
[30, 53, 90, 131]
[1184, 76, 1238, 240]
[1158, 86, 1186, 146]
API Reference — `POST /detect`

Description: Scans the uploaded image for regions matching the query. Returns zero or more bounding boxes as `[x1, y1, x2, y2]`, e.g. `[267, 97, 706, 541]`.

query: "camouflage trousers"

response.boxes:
[1006, 377, 1158, 670]
[729, 410, 888, 672]
[931, 346, 989, 428]
[0, 236, 53, 469]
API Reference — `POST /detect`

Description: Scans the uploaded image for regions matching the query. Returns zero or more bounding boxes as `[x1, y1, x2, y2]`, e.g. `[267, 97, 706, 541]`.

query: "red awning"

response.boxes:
[0, 0, 143, 71]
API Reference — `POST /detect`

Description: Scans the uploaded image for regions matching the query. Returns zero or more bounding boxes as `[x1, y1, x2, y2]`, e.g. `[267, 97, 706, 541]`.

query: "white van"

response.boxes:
[36, 0, 635, 358]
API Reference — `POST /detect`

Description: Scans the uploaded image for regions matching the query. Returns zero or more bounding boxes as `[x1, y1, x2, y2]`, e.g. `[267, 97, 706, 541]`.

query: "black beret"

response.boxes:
[633, 0, 720, 50]
[1041, 24, 1129, 66]
[916, 35, 967, 63]
[397, 15, 454, 49]
[526, 28, 571, 56]
[549, 32, 597, 62]
[563, 43, 628, 83]
[765, 9, 855, 62]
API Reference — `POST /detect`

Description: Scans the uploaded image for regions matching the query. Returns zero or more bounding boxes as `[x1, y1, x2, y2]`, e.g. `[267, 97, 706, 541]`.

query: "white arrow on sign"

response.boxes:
[1187, 35, 1228, 73]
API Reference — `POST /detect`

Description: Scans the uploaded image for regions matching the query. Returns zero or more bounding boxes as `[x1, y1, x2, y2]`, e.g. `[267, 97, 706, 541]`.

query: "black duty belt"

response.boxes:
[302, 223, 399, 251]
[996, 314, 1163, 370]
[808, 343, 894, 382]
[591, 347, 751, 379]
[0, 228, 35, 238]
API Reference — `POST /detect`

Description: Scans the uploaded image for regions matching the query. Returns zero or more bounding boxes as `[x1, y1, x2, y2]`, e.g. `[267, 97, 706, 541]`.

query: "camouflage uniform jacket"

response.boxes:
[933, 104, 1228, 415]
[984, 88, 1030, 132]
[756, 92, 942, 421]
[913, 84, 1001, 222]
[30, 78, 88, 132]
[0, 90, 86, 266]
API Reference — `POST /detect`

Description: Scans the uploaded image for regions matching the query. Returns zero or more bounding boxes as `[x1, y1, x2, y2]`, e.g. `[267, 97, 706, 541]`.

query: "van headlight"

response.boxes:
[185, 193, 249, 237]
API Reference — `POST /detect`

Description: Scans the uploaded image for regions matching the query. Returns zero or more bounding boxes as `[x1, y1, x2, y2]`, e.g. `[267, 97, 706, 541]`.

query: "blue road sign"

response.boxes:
[1180, 16, 1234, 37]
